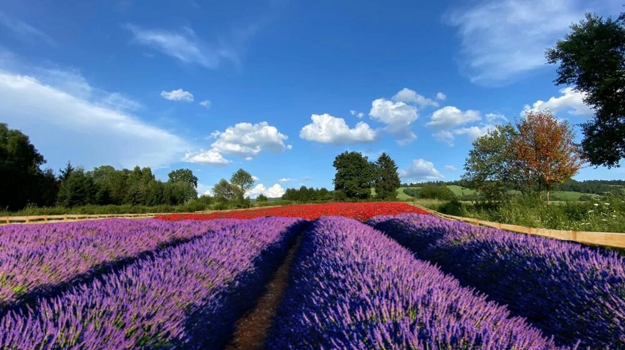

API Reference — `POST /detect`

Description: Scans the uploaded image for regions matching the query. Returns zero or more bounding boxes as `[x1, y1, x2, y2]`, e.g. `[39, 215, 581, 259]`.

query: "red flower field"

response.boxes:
[156, 202, 429, 221]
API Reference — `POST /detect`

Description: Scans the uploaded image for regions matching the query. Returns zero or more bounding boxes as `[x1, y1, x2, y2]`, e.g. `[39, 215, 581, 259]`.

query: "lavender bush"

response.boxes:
[0, 217, 306, 349]
[0, 219, 242, 307]
[267, 216, 564, 350]
[368, 213, 625, 349]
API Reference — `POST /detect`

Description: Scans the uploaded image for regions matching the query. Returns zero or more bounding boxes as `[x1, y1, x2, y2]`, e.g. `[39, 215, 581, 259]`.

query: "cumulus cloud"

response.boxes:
[445, 165, 458, 172]
[182, 149, 230, 165]
[522, 87, 594, 117]
[161, 88, 194, 102]
[212, 122, 288, 157]
[199, 100, 211, 108]
[427, 106, 482, 130]
[197, 183, 212, 197]
[392, 88, 439, 108]
[432, 124, 497, 146]
[0, 68, 190, 170]
[399, 159, 444, 182]
[184, 121, 288, 165]
[246, 183, 286, 199]
[369, 98, 418, 144]
[279, 178, 294, 182]
[286, 144, 293, 150]
[444, 0, 619, 85]
[300, 113, 378, 145]
[252, 175, 260, 181]
[436, 92, 447, 101]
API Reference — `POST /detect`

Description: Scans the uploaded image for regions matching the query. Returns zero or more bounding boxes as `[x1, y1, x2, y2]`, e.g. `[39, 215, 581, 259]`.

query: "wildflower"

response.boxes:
[588, 210, 594, 213]
[593, 203, 599, 207]
[602, 219, 607, 222]
[603, 203, 610, 206]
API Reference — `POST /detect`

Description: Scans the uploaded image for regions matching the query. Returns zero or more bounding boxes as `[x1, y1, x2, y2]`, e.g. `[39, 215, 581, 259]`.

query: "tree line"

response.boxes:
[1, 123, 199, 211]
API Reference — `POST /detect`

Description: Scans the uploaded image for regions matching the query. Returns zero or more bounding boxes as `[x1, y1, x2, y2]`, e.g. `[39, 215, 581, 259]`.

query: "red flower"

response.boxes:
[156, 202, 429, 222]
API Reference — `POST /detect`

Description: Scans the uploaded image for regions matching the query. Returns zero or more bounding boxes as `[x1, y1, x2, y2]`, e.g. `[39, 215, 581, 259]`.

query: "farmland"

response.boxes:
[0, 202, 622, 349]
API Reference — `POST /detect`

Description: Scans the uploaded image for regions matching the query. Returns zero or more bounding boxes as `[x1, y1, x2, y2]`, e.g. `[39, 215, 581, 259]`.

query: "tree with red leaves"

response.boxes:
[512, 111, 585, 202]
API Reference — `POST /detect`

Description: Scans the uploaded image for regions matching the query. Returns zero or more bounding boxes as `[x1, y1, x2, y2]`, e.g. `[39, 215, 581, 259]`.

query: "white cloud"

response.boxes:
[161, 88, 194, 102]
[252, 175, 259, 181]
[286, 144, 293, 150]
[453, 124, 497, 141]
[246, 183, 285, 199]
[432, 124, 497, 146]
[350, 110, 365, 118]
[392, 88, 439, 108]
[445, 0, 620, 85]
[182, 149, 230, 165]
[0, 69, 190, 170]
[100, 92, 142, 111]
[212, 122, 288, 158]
[300, 113, 378, 145]
[125, 24, 240, 69]
[522, 87, 594, 117]
[445, 165, 458, 172]
[485, 112, 507, 122]
[433, 130, 455, 146]
[0, 12, 55, 46]
[369, 98, 418, 144]
[436, 92, 447, 101]
[199, 100, 211, 108]
[185, 122, 288, 165]
[427, 106, 481, 129]
[279, 177, 294, 182]
[399, 159, 444, 182]
[197, 183, 212, 197]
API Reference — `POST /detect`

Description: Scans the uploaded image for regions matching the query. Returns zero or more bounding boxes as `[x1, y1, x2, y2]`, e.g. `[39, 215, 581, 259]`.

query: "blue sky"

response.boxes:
[0, 0, 623, 198]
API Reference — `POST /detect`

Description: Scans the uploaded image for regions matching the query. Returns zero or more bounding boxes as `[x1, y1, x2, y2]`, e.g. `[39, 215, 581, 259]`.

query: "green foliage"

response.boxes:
[230, 169, 255, 193]
[462, 124, 525, 201]
[437, 194, 625, 233]
[373, 153, 400, 200]
[57, 168, 97, 207]
[168, 169, 198, 188]
[403, 188, 420, 198]
[333, 151, 376, 200]
[282, 186, 333, 202]
[212, 179, 240, 202]
[0, 123, 56, 210]
[416, 184, 456, 200]
[257, 194, 268, 202]
[547, 13, 625, 167]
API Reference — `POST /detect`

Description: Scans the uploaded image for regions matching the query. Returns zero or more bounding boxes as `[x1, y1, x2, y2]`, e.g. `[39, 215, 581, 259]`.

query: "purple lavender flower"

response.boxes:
[368, 213, 625, 349]
[268, 216, 565, 350]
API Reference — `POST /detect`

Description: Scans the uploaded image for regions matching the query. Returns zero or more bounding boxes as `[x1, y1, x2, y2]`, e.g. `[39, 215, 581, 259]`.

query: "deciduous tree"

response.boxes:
[547, 13, 625, 167]
[512, 111, 585, 202]
[333, 152, 376, 200]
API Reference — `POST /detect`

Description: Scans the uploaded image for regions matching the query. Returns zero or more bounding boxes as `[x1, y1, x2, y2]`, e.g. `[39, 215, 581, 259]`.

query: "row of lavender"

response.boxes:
[0, 219, 242, 307]
[267, 217, 567, 349]
[368, 214, 625, 349]
[0, 217, 305, 349]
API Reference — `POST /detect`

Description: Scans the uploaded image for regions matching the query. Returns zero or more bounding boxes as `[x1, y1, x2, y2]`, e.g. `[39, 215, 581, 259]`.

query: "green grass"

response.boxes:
[370, 187, 414, 200]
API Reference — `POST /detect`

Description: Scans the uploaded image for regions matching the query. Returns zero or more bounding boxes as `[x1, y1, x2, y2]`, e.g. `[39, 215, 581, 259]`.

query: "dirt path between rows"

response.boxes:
[225, 234, 303, 350]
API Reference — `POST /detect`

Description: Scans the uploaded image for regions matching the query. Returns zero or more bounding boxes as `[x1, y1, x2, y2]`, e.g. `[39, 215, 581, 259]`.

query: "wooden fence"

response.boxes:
[1, 213, 159, 224]
[414, 204, 625, 249]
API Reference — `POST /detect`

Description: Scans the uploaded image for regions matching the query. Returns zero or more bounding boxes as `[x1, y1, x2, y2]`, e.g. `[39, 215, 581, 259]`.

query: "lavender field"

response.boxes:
[0, 215, 623, 349]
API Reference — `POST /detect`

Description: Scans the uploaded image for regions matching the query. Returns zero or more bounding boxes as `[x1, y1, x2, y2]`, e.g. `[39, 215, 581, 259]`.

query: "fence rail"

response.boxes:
[413, 204, 625, 249]
[1, 213, 160, 224]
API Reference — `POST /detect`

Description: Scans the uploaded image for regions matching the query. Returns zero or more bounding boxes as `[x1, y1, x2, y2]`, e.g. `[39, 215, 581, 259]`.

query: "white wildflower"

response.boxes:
[603, 203, 610, 206]
[593, 203, 599, 207]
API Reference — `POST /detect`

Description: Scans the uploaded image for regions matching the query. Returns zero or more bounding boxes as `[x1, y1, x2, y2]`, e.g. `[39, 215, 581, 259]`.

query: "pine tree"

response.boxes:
[374, 153, 400, 200]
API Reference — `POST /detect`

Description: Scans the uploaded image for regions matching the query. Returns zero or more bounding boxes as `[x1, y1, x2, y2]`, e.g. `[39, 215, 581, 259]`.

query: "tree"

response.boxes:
[168, 169, 198, 188]
[374, 153, 400, 200]
[462, 124, 523, 201]
[230, 169, 255, 193]
[59, 162, 75, 182]
[332, 152, 376, 200]
[57, 168, 97, 207]
[0, 123, 56, 210]
[512, 111, 585, 202]
[213, 179, 240, 202]
[257, 194, 268, 202]
[546, 13, 625, 167]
